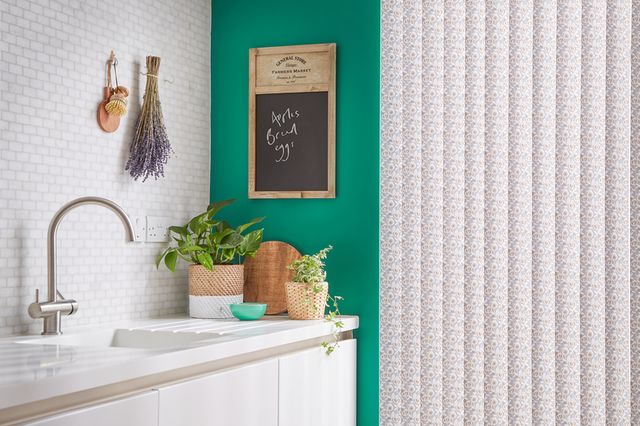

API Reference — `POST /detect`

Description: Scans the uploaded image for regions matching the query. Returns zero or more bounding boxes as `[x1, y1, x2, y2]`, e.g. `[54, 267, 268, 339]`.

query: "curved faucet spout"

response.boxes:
[38, 196, 135, 335]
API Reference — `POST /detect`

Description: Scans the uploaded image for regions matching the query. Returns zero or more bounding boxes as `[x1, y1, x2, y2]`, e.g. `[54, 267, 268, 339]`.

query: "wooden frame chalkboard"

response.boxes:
[249, 43, 336, 198]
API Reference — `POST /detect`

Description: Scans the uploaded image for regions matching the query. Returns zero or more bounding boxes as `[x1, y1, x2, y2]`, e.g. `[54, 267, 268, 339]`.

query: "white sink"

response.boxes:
[17, 328, 220, 350]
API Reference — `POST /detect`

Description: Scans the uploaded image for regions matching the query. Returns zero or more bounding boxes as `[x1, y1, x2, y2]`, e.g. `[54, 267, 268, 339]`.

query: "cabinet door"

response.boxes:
[157, 358, 278, 426]
[278, 339, 356, 426]
[27, 391, 159, 426]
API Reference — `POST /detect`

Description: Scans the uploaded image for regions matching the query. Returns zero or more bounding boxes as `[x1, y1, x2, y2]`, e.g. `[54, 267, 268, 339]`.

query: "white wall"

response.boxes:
[0, 0, 211, 336]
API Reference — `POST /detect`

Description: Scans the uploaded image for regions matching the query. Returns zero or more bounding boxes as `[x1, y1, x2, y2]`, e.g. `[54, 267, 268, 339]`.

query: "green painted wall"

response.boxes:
[211, 1, 380, 424]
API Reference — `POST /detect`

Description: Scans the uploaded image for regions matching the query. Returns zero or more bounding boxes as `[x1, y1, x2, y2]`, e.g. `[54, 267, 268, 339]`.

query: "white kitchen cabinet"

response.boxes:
[22, 341, 356, 426]
[157, 358, 279, 426]
[26, 391, 158, 426]
[278, 339, 357, 426]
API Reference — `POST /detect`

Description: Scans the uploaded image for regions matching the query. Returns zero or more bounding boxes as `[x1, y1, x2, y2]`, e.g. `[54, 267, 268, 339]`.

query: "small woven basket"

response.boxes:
[285, 281, 328, 320]
[188, 264, 244, 319]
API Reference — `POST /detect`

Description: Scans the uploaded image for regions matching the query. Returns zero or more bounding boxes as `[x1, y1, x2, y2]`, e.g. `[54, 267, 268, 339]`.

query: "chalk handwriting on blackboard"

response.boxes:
[265, 107, 300, 163]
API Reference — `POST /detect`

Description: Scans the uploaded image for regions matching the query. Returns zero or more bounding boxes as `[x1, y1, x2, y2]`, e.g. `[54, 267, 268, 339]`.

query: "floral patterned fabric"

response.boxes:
[380, 0, 636, 424]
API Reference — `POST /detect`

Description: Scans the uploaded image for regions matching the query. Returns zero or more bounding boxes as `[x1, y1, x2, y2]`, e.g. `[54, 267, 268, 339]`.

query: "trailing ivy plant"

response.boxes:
[288, 246, 344, 355]
[289, 246, 331, 285]
[156, 199, 264, 272]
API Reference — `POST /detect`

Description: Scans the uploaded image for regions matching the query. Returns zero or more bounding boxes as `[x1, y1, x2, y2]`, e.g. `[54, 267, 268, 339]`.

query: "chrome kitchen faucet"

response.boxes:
[28, 197, 136, 335]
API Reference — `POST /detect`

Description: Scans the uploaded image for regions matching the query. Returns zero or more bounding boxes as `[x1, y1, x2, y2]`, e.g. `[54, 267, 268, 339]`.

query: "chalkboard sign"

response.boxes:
[249, 44, 336, 198]
[255, 92, 328, 191]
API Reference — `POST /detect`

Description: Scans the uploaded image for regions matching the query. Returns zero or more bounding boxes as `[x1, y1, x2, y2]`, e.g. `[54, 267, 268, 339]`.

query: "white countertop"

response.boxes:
[0, 315, 358, 410]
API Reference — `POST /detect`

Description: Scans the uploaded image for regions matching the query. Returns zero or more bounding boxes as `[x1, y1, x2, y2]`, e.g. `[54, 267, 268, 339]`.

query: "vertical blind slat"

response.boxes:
[605, 0, 632, 424]
[532, 0, 558, 422]
[379, 0, 405, 423]
[420, 0, 445, 422]
[400, 0, 424, 422]
[463, 1, 486, 424]
[508, 0, 534, 423]
[580, 0, 608, 423]
[555, 1, 583, 421]
[483, 0, 510, 424]
[442, 1, 466, 424]
[630, 0, 640, 423]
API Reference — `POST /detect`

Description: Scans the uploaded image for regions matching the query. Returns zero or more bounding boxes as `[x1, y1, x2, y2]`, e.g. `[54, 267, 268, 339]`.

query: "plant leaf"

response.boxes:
[219, 232, 244, 249]
[156, 248, 170, 269]
[219, 248, 235, 263]
[168, 226, 188, 237]
[189, 216, 207, 235]
[196, 252, 214, 270]
[239, 229, 263, 256]
[177, 244, 204, 253]
[164, 250, 178, 272]
[236, 217, 265, 234]
[203, 219, 220, 229]
[206, 199, 235, 218]
[213, 227, 234, 244]
[216, 220, 232, 234]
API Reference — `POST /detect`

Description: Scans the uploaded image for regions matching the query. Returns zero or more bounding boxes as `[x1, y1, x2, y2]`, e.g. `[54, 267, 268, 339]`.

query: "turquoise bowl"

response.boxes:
[230, 303, 267, 321]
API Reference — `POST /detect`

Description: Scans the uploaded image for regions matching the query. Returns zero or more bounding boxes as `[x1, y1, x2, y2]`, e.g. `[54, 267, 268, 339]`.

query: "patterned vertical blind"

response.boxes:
[380, 0, 637, 424]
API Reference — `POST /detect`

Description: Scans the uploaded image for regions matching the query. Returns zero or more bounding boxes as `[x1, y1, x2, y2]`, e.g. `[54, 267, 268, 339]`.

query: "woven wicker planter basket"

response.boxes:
[285, 281, 328, 320]
[188, 264, 244, 319]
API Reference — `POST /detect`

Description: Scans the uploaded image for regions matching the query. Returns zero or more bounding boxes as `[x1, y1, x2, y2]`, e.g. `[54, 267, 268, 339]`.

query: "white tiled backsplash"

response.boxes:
[0, 0, 211, 335]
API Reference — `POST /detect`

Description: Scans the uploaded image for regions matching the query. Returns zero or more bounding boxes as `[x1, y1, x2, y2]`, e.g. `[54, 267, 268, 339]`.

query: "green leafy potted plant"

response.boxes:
[286, 246, 344, 354]
[156, 199, 264, 319]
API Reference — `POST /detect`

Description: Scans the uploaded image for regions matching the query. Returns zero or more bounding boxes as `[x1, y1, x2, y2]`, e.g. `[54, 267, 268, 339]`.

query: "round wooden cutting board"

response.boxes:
[243, 241, 301, 315]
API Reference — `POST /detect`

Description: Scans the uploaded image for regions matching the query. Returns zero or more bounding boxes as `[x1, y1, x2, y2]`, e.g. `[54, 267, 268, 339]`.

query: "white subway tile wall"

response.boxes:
[0, 0, 211, 336]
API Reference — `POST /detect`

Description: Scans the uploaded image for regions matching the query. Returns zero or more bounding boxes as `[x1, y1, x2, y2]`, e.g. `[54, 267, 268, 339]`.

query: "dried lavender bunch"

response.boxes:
[126, 56, 172, 181]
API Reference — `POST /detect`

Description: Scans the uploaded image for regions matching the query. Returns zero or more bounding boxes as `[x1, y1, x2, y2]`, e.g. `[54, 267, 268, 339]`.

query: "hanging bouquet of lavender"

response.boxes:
[126, 56, 172, 181]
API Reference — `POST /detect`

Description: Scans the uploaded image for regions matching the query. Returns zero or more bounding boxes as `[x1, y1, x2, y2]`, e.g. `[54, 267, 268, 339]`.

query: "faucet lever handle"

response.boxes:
[34, 289, 39, 303]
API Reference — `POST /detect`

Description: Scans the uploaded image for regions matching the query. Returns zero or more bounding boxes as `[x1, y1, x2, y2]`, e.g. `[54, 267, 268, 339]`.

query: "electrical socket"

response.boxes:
[132, 216, 146, 242]
[146, 216, 173, 243]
